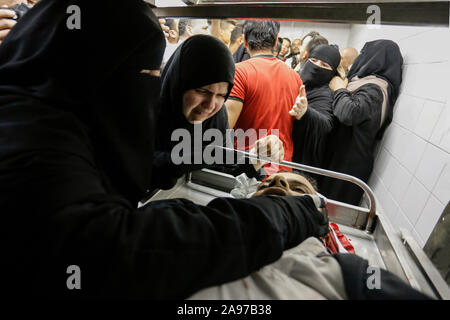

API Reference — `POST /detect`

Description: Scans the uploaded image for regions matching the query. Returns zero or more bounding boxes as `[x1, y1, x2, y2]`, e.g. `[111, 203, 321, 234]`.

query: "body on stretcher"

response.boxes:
[144, 153, 450, 300]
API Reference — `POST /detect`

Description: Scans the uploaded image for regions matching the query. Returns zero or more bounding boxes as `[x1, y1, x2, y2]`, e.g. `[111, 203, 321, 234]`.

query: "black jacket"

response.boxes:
[320, 84, 383, 205]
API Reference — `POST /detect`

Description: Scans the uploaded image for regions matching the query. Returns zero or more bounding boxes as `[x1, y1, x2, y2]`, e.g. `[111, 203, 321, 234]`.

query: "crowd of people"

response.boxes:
[0, 0, 428, 300]
[156, 17, 403, 206]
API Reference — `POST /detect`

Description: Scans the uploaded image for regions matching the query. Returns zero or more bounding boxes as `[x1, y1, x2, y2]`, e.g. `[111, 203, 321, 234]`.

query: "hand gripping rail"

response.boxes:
[212, 145, 377, 233]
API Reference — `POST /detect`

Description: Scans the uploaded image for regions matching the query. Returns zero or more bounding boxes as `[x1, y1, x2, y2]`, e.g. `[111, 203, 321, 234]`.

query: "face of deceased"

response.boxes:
[252, 172, 316, 197]
[182, 82, 228, 123]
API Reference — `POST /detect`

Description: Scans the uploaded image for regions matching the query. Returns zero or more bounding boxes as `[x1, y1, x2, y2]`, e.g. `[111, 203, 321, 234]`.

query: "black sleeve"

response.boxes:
[333, 84, 383, 126]
[333, 253, 434, 300]
[292, 93, 335, 167]
[49, 194, 329, 299]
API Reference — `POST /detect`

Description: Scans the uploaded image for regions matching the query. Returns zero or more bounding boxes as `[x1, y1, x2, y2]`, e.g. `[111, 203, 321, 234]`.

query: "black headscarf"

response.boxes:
[0, 0, 165, 206]
[300, 44, 341, 92]
[347, 39, 403, 133]
[158, 34, 235, 152]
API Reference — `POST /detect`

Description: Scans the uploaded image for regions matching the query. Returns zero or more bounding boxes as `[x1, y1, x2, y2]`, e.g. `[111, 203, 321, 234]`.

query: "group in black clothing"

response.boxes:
[0, 0, 427, 299]
[292, 40, 403, 205]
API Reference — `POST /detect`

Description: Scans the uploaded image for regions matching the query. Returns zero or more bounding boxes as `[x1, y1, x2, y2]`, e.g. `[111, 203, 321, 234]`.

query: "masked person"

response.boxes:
[0, 0, 329, 299]
[323, 40, 403, 205]
[152, 34, 284, 191]
[290, 45, 340, 174]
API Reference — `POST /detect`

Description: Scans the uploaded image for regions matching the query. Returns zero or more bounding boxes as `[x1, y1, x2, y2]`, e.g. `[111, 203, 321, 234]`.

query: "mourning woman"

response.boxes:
[291, 44, 341, 172]
[322, 39, 403, 205]
[0, 0, 328, 298]
[152, 34, 283, 191]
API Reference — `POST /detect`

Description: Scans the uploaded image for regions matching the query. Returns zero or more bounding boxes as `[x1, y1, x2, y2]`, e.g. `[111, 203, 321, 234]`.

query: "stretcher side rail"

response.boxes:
[205, 146, 377, 233]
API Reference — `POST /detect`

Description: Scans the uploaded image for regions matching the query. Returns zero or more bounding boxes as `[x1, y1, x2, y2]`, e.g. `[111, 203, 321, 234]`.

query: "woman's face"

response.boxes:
[309, 57, 332, 70]
[182, 82, 228, 123]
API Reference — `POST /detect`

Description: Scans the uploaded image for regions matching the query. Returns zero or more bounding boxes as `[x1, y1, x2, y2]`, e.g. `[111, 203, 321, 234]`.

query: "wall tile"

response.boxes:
[400, 178, 430, 225]
[398, 27, 450, 64]
[373, 177, 399, 223]
[432, 162, 450, 205]
[397, 132, 427, 174]
[383, 124, 408, 161]
[388, 163, 413, 203]
[393, 94, 425, 131]
[393, 208, 414, 233]
[430, 101, 450, 151]
[379, 152, 401, 190]
[414, 100, 445, 140]
[415, 195, 446, 242]
[369, 173, 382, 197]
[415, 143, 448, 191]
[373, 147, 390, 176]
[400, 64, 420, 98]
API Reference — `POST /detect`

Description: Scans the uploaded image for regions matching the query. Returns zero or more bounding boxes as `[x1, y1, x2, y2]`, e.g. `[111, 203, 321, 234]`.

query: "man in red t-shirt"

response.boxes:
[226, 20, 306, 174]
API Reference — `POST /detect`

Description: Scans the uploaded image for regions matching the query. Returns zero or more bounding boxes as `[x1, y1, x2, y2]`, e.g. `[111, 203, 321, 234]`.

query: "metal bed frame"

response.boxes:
[145, 157, 450, 299]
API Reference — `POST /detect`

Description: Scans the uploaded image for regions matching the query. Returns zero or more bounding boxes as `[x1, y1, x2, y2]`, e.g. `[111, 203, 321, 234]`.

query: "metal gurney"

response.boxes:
[143, 149, 450, 299]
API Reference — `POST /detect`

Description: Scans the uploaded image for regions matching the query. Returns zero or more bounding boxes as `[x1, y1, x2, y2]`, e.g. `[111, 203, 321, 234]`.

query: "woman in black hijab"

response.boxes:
[0, 0, 328, 298]
[321, 39, 403, 205]
[291, 44, 341, 173]
[152, 34, 268, 191]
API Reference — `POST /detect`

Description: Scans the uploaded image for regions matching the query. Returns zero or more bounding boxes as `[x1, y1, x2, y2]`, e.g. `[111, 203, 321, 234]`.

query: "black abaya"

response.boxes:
[320, 40, 403, 205]
[292, 45, 340, 176]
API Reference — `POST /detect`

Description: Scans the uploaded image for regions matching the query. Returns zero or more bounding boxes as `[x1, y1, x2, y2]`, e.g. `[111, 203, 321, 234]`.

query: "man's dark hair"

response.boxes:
[230, 25, 243, 44]
[274, 37, 283, 55]
[178, 18, 192, 37]
[302, 31, 320, 41]
[165, 18, 178, 31]
[243, 20, 280, 51]
[306, 35, 329, 55]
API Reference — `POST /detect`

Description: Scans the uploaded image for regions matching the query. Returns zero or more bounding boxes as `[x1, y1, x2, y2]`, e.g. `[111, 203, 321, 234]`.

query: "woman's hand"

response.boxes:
[289, 85, 308, 120]
[329, 76, 348, 92]
[249, 134, 285, 171]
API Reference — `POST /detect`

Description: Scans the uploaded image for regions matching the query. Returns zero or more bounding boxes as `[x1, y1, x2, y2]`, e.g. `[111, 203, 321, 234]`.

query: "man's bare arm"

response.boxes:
[225, 99, 243, 129]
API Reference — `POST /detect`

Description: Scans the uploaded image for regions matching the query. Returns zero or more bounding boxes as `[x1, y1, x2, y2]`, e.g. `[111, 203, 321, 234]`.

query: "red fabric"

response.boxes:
[323, 223, 355, 254]
[330, 223, 355, 254]
[230, 56, 302, 174]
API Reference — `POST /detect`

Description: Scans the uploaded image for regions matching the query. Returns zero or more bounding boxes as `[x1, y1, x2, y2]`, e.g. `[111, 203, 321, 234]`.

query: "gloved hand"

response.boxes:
[230, 173, 260, 199]
[249, 134, 285, 171]
[289, 85, 308, 120]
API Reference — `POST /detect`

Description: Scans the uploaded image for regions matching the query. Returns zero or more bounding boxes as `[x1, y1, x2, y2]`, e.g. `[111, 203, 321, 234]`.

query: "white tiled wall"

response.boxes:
[349, 24, 450, 248]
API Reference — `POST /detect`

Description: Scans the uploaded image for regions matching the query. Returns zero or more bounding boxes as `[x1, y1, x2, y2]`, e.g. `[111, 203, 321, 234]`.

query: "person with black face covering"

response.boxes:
[290, 45, 341, 174]
[151, 34, 284, 191]
[0, 0, 329, 299]
[322, 40, 403, 205]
